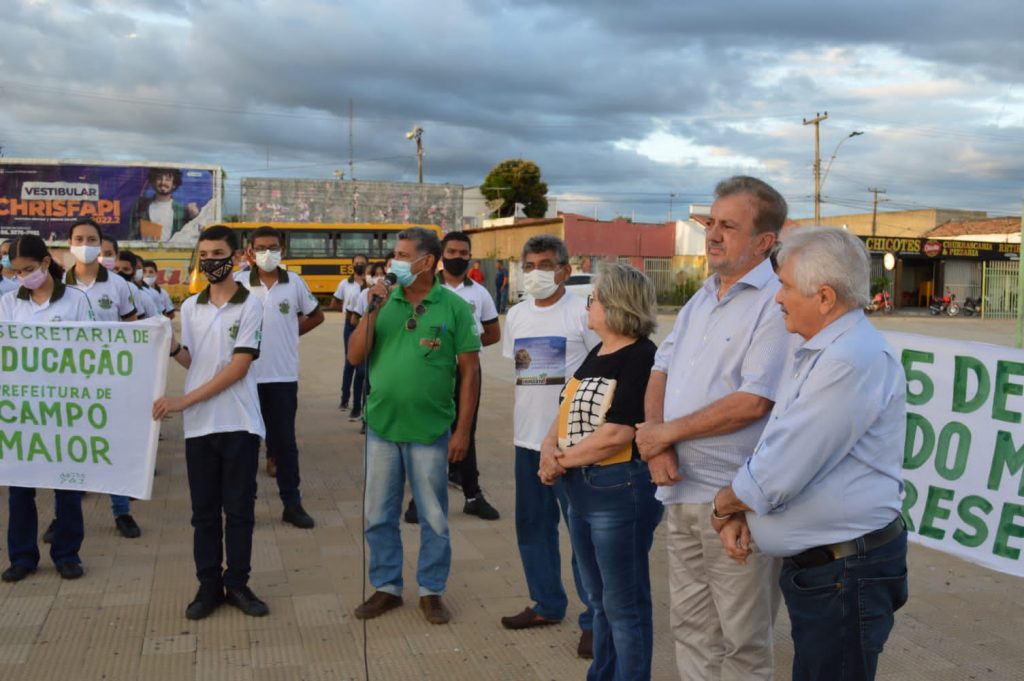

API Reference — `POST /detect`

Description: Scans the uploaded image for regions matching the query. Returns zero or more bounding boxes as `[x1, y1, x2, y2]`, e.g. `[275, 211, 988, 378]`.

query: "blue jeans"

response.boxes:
[364, 428, 450, 596]
[185, 432, 259, 589]
[781, 528, 908, 681]
[110, 494, 131, 517]
[341, 320, 366, 408]
[496, 288, 508, 314]
[514, 446, 593, 629]
[257, 382, 302, 506]
[8, 487, 83, 568]
[565, 460, 663, 681]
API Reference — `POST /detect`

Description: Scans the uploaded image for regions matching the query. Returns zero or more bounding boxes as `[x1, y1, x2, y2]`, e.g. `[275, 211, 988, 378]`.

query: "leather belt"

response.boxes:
[788, 516, 905, 569]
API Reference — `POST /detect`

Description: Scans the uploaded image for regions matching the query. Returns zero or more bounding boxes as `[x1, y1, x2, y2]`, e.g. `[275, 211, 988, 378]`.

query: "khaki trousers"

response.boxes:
[666, 502, 781, 681]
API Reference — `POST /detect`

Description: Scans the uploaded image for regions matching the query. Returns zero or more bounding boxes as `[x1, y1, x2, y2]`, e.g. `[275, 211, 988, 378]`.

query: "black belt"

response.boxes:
[788, 516, 905, 569]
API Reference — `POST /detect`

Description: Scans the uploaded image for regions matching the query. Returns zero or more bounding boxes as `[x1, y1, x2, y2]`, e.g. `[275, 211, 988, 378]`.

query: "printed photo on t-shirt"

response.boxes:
[514, 336, 567, 386]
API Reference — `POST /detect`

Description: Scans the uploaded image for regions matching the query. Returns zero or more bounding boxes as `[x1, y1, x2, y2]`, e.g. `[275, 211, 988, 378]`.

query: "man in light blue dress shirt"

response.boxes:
[636, 176, 793, 681]
[712, 226, 908, 681]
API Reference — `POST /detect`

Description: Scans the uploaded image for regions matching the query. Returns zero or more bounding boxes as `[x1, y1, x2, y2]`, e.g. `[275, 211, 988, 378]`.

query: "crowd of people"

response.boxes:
[0, 173, 910, 681]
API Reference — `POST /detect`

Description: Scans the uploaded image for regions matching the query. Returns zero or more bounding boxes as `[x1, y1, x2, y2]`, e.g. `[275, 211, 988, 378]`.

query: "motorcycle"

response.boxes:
[961, 297, 981, 317]
[866, 290, 894, 314]
[930, 290, 961, 317]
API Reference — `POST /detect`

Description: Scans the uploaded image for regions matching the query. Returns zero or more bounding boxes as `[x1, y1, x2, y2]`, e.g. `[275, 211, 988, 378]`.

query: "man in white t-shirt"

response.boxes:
[152, 225, 268, 622]
[331, 254, 369, 417]
[501, 234, 597, 659]
[236, 226, 324, 528]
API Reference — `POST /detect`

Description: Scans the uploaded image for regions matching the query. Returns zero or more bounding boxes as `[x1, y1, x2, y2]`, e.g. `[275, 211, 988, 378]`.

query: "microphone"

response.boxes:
[367, 272, 398, 312]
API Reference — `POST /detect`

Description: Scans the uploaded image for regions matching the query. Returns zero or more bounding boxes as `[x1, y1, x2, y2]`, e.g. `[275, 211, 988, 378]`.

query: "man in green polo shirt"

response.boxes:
[347, 226, 480, 626]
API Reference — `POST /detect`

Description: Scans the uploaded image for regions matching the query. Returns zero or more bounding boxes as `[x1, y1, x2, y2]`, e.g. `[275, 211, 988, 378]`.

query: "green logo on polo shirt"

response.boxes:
[229, 321, 240, 340]
[98, 294, 113, 310]
[279, 300, 290, 315]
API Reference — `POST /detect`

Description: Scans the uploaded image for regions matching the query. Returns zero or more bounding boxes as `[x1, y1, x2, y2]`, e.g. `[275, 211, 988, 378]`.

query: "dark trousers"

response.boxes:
[257, 382, 301, 507]
[449, 365, 482, 499]
[781, 529, 908, 681]
[8, 487, 83, 568]
[185, 431, 259, 589]
[341, 320, 366, 408]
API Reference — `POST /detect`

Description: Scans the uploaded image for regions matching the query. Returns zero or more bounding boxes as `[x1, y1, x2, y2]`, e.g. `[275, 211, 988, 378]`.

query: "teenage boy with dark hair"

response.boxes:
[331, 253, 369, 418]
[116, 250, 159, 319]
[153, 224, 269, 620]
[236, 226, 324, 527]
[142, 259, 176, 318]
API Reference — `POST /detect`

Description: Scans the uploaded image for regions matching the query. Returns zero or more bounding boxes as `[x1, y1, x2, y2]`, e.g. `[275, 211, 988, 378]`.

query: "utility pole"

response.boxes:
[803, 111, 828, 222]
[348, 99, 355, 181]
[669, 192, 677, 221]
[869, 187, 887, 237]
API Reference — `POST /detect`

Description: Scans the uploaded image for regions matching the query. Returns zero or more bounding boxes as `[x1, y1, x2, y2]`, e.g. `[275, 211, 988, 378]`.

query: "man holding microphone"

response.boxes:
[347, 227, 481, 625]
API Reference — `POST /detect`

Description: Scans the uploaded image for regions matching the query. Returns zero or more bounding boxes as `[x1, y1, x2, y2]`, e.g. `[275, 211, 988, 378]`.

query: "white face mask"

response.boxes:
[99, 256, 117, 270]
[133, 269, 144, 283]
[523, 269, 560, 299]
[70, 245, 101, 265]
[366, 275, 379, 286]
[143, 275, 157, 287]
[255, 250, 282, 272]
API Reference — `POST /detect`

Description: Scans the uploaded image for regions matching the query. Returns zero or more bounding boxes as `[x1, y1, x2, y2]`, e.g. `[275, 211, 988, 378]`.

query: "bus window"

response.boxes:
[378, 232, 400, 257]
[337, 231, 375, 257]
[286, 231, 333, 258]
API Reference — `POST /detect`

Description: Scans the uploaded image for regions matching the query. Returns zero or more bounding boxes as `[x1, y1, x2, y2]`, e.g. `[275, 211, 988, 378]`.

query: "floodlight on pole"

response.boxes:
[406, 125, 424, 183]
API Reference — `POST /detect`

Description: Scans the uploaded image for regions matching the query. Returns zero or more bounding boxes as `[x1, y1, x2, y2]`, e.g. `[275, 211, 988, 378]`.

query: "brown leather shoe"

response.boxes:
[577, 629, 594, 659]
[500, 606, 561, 630]
[354, 591, 402, 620]
[266, 456, 277, 478]
[419, 595, 451, 624]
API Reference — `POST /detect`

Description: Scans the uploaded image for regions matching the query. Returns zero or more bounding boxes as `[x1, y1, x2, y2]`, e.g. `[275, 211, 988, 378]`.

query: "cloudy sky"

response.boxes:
[2, 0, 1023, 223]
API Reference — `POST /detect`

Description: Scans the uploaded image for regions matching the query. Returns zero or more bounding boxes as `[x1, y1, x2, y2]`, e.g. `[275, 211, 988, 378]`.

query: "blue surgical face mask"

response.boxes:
[1, 255, 10, 271]
[390, 255, 426, 286]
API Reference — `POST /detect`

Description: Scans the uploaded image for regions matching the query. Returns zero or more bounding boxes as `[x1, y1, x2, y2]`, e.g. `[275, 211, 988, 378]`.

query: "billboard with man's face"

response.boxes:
[0, 160, 221, 243]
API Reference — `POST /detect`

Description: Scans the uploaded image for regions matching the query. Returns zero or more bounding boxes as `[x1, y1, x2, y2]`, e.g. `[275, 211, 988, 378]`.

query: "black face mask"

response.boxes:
[353, 263, 367, 276]
[117, 271, 133, 282]
[199, 256, 235, 283]
[443, 257, 470, 277]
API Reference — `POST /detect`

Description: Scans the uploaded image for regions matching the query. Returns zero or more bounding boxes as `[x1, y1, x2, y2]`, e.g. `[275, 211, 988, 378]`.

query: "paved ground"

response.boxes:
[0, 311, 1021, 680]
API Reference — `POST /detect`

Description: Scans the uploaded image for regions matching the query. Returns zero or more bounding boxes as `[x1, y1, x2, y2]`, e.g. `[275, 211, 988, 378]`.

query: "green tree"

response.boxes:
[481, 159, 549, 218]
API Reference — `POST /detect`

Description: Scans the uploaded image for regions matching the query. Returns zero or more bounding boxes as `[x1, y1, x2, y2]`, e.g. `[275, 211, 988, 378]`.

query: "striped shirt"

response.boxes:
[653, 257, 793, 505]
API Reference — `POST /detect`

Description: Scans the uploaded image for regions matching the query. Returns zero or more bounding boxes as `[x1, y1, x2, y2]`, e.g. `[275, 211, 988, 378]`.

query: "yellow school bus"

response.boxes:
[187, 222, 442, 299]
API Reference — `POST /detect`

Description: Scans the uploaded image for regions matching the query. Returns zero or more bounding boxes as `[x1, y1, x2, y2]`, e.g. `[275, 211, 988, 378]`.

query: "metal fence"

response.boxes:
[643, 257, 675, 294]
[982, 260, 1020, 320]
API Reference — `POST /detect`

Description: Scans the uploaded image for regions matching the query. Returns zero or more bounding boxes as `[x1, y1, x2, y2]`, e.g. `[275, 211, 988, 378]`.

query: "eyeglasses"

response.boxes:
[586, 293, 600, 310]
[252, 246, 281, 253]
[405, 303, 427, 331]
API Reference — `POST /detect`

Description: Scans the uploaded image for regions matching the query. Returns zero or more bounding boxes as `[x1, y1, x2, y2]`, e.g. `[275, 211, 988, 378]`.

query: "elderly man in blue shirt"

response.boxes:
[712, 226, 908, 681]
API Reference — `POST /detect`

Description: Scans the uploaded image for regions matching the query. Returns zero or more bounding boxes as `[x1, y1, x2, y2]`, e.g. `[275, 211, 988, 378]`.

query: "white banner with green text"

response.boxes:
[886, 331, 1024, 577]
[0, 317, 170, 499]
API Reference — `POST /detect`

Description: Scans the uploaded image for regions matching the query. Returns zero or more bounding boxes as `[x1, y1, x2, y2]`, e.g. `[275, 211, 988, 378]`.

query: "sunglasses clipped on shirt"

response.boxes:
[405, 303, 427, 331]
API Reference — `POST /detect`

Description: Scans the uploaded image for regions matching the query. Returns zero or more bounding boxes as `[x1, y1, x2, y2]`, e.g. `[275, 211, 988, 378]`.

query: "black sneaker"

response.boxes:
[1, 564, 35, 583]
[348, 408, 362, 422]
[186, 585, 224, 620]
[42, 520, 57, 544]
[338, 399, 349, 411]
[404, 500, 419, 524]
[464, 494, 500, 520]
[225, 586, 269, 617]
[359, 421, 366, 435]
[115, 514, 142, 538]
[282, 504, 315, 529]
[57, 562, 84, 580]
[447, 469, 464, 491]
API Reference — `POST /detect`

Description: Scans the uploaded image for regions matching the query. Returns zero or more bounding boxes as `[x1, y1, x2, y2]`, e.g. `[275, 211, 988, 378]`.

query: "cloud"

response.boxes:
[0, 0, 1021, 222]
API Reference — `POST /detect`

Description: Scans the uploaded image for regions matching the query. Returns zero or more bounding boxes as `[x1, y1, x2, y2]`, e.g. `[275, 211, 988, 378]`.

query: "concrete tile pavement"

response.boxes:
[0, 312, 1020, 679]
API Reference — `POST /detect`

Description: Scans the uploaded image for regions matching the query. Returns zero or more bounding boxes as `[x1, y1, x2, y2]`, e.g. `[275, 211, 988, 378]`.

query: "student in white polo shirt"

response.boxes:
[330, 253, 369, 416]
[152, 225, 268, 621]
[236, 226, 324, 528]
[405, 232, 501, 524]
[142, 259, 176, 318]
[61, 218, 144, 541]
[116, 250, 159, 320]
[0, 234, 94, 583]
[0, 239, 18, 294]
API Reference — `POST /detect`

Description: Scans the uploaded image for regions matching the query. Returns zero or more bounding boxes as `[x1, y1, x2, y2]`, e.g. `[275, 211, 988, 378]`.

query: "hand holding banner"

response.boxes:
[0, 317, 170, 499]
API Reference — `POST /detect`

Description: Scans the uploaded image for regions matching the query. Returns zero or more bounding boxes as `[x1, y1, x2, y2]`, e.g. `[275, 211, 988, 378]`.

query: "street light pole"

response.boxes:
[803, 112, 828, 222]
[669, 192, 677, 221]
[406, 125, 424, 183]
[821, 131, 864, 195]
